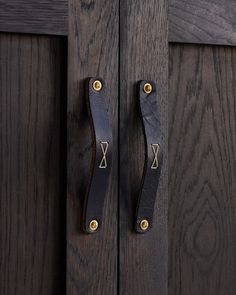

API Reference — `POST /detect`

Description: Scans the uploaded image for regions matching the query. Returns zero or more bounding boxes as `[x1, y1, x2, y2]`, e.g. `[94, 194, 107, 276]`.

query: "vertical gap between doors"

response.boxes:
[117, 0, 121, 294]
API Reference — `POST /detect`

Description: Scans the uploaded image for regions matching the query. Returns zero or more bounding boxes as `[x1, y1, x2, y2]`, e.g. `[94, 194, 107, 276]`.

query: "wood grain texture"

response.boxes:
[119, 1, 168, 294]
[169, 44, 236, 295]
[67, 0, 118, 294]
[169, 0, 236, 45]
[0, 0, 67, 35]
[0, 33, 67, 295]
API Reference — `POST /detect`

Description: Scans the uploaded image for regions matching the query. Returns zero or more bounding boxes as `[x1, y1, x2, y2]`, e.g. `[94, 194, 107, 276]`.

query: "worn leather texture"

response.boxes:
[83, 78, 113, 233]
[135, 80, 163, 233]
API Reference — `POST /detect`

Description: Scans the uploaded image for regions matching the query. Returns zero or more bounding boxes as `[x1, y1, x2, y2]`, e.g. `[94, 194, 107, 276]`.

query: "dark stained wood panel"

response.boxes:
[169, 0, 236, 45]
[169, 44, 236, 295]
[67, 0, 118, 294]
[0, 33, 67, 295]
[119, 1, 168, 294]
[0, 0, 67, 35]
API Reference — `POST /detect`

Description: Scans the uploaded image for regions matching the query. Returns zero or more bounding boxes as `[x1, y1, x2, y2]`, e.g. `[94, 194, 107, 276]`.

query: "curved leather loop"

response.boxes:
[135, 80, 163, 233]
[83, 78, 113, 233]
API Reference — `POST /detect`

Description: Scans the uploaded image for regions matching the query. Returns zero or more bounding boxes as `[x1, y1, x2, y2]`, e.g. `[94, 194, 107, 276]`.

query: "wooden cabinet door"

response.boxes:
[119, 1, 168, 295]
[0, 1, 119, 294]
[169, 1, 236, 295]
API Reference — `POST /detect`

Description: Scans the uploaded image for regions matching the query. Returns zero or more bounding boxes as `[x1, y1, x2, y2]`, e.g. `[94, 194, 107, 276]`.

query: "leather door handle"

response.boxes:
[83, 78, 113, 233]
[135, 80, 163, 233]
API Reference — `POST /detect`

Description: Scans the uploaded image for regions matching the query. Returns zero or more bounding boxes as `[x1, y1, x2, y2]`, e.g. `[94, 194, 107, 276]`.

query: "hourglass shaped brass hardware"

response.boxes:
[151, 143, 160, 169]
[83, 78, 113, 233]
[135, 80, 163, 233]
[99, 141, 109, 169]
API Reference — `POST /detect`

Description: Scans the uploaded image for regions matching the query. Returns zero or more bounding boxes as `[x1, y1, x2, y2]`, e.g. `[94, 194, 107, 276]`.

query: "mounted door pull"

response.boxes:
[83, 78, 113, 233]
[135, 81, 163, 233]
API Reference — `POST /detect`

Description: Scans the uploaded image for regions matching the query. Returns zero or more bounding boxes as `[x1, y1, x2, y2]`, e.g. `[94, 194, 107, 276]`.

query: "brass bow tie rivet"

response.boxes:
[99, 141, 109, 169]
[89, 220, 99, 232]
[143, 83, 152, 94]
[151, 143, 160, 169]
[140, 219, 149, 231]
[92, 80, 102, 92]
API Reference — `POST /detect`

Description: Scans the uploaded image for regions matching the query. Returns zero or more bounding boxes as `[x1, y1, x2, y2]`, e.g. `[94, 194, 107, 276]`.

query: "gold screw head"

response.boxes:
[140, 219, 149, 231]
[143, 83, 152, 94]
[92, 80, 102, 92]
[89, 220, 99, 232]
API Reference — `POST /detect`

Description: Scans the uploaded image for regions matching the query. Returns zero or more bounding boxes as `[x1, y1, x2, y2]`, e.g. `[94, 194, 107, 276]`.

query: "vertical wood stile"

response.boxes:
[67, 0, 119, 294]
[119, 1, 168, 294]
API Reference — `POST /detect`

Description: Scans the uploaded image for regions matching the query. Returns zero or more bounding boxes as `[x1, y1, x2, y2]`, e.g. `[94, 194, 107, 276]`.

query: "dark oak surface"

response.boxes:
[119, 1, 168, 294]
[169, 0, 236, 46]
[0, 0, 67, 36]
[67, 0, 118, 294]
[0, 33, 67, 295]
[169, 43, 236, 295]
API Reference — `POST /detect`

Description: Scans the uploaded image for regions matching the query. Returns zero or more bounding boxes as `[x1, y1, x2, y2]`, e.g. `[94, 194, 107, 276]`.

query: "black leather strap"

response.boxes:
[135, 80, 163, 233]
[83, 78, 113, 233]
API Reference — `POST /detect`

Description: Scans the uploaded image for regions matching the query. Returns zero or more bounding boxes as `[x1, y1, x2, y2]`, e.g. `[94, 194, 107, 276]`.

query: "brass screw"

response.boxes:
[92, 80, 102, 92]
[89, 220, 99, 232]
[143, 83, 152, 94]
[140, 219, 149, 231]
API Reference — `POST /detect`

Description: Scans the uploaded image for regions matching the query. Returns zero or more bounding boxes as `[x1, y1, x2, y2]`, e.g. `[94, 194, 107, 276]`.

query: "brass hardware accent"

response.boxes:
[89, 220, 99, 232]
[99, 141, 109, 169]
[92, 80, 102, 92]
[151, 143, 159, 169]
[143, 83, 152, 94]
[140, 219, 149, 231]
